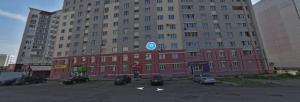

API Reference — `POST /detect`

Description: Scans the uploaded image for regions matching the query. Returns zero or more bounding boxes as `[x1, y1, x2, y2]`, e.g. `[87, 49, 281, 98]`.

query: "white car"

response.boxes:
[193, 74, 216, 85]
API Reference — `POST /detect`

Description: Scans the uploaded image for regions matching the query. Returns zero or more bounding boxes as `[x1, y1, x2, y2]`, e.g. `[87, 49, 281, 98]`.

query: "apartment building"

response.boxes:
[0, 54, 14, 66]
[51, 0, 267, 79]
[254, 0, 300, 68]
[16, 8, 61, 66]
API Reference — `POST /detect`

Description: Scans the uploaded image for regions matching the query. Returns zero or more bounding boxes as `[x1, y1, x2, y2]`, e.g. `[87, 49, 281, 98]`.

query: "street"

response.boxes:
[0, 80, 300, 102]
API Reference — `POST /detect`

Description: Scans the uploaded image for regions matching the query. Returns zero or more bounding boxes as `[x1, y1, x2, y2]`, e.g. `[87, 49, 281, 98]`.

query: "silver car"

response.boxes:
[193, 74, 216, 85]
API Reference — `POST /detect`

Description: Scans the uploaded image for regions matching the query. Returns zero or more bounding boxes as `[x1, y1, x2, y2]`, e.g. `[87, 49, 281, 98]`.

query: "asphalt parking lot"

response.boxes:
[0, 80, 300, 102]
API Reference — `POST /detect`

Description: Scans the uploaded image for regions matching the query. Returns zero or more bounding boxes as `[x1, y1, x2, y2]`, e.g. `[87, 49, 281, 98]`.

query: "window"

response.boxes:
[101, 57, 106, 62]
[172, 64, 179, 69]
[183, 14, 194, 19]
[145, 7, 150, 12]
[219, 50, 225, 57]
[112, 56, 117, 62]
[168, 6, 174, 11]
[158, 44, 166, 50]
[167, 24, 176, 29]
[159, 64, 165, 70]
[168, 15, 175, 20]
[171, 53, 178, 59]
[144, 25, 151, 31]
[73, 57, 77, 64]
[159, 53, 165, 59]
[100, 66, 105, 72]
[157, 15, 164, 20]
[57, 52, 62, 56]
[134, 54, 139, 59]
[184, 32, 198, 37]
[199, 5, 205, 11]
[158, 34, 165, 39]
[232, 61, 240, 68]
[202, 23, 209, 29]
[171, 43, 178, 49]
[123, 65, 128, 72]
[168, 0, 173, 3]
[231, 50, 237, 57]
[184, 23, 197, 29]
[170, 33, 177, 39]
[146, 64, 152, 71]
[91, 56, 95, 63]
[221, 5, 228, 11]
[207, 51, 212, 59]
[158, 25, 164, 30]
[182, 5, 193, 10]
[58, 44, 63, 48]
[144, 16, 151, 22]
[232, 6, 243, 10]
[123, 55, 128, 61]
[145, 53, 152, 60]
[123, 47, 129, 51]
[243, 50, 252, 56]
[209, 61, 214, 69]
[157, 7, 163, 11]
[220, 61, 226, 68]
[217, 42, 224, 47]
[112, 66, 116, 72]
[210, 6, 216, 11]
[112, 47, 117, 52]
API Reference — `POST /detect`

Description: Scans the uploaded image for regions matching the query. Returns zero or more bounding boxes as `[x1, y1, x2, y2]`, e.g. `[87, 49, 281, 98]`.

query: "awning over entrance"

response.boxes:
[30, 66, 51, 71]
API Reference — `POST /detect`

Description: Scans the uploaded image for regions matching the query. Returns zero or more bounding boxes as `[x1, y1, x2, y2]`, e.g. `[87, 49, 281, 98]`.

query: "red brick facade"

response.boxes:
[50, 50, 188, 80]
[50, 49, 266, 80]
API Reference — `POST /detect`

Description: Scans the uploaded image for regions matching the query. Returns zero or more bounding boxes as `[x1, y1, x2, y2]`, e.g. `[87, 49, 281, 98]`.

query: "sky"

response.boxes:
[0, 0, 260, 57]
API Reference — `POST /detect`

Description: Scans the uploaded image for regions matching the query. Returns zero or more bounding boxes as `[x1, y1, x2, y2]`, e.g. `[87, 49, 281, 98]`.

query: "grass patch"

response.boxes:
[217, 77, 264, 86]
[246, 74, 300, 80]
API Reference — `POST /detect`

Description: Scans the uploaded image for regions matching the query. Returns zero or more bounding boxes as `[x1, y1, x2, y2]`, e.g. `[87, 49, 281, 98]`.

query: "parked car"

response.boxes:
[192, 75, 202, 83]
[62, 76, 89, 85]
[62, 77, 76, 85]
[193, 74, 216, 85]
[0, 72, 25, 86]
[121, 75, 131, 83]
[114, 76, 127, 85]
[76, 76, 89, 83]
[150, 75, 164, 86]
[114, 75, 132, 85]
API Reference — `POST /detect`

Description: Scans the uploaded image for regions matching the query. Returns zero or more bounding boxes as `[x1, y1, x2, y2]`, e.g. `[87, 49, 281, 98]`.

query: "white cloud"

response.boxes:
[0, 9, 27, 22]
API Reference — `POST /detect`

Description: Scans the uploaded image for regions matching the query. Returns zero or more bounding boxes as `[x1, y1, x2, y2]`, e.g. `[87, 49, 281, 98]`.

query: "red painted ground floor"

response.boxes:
[50, 49, 269, 80]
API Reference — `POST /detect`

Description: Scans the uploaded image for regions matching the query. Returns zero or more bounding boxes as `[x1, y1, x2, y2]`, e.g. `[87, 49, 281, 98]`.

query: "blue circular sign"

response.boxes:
[146, 42, 157, 50]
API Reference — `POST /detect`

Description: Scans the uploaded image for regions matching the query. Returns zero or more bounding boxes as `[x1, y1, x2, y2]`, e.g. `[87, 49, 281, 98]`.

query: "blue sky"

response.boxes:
[0, 0, 260, 57]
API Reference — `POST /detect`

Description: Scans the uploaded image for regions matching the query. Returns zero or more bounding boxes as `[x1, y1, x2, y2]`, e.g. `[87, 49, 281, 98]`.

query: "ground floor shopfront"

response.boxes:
[50, 49, 268, 80]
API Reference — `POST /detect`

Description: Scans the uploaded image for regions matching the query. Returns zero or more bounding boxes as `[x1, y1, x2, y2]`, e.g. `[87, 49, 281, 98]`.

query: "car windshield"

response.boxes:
[153, 76, 161, 79]
[116, 76, 123, 79]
